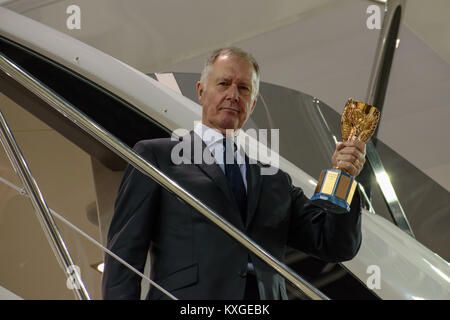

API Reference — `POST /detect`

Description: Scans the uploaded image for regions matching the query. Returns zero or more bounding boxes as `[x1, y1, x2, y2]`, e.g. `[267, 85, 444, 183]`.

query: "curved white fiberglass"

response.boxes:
[1, 7, 448, 300]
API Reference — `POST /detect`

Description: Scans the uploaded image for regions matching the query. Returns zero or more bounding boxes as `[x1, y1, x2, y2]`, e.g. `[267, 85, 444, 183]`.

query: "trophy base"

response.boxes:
[311, 169, 358, 214]
[311, 194, 350, 214]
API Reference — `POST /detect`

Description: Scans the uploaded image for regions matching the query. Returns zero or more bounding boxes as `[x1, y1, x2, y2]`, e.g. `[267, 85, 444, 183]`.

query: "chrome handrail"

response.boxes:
[364, 0, 415, 237]
[0, 53, 329, 300]
[0, 175, 178, 300]
[0, 109, 90, 300]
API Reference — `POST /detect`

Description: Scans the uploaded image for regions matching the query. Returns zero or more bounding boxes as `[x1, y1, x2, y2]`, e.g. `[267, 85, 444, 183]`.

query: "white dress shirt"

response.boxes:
[193, 122, 247, 191]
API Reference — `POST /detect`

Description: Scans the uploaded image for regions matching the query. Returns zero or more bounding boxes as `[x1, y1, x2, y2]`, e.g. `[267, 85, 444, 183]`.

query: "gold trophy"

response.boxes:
[311, 98, 380, 213]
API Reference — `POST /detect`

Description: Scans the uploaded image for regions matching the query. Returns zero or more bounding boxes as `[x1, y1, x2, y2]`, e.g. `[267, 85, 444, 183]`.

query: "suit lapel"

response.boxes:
[187, 131, 244, 229]
[245, 157, 263, 229]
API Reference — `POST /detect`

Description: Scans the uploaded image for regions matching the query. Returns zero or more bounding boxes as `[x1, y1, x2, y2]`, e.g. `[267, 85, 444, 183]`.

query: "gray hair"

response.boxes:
[199, 47, 260, 98]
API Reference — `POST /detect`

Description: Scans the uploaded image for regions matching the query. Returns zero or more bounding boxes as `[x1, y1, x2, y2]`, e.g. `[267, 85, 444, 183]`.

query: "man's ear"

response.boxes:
[196, 81, 204, 103]
[250, 94, 259, 114]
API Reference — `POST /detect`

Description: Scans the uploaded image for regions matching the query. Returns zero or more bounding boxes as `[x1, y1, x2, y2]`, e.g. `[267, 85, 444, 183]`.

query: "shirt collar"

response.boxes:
[194, 122, 246, 163]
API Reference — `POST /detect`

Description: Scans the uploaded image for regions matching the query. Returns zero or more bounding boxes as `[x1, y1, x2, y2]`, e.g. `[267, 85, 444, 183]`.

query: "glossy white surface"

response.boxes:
[0, 285, 22, 300]
[344, 212, 450, 299]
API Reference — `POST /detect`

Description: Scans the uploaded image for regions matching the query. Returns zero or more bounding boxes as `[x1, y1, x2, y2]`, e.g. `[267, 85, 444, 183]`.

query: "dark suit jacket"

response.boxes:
[102, 131, 362, 300]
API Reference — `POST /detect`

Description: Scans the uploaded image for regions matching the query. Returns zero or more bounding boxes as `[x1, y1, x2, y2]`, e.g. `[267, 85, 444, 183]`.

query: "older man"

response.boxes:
[102, 47, 365, 300]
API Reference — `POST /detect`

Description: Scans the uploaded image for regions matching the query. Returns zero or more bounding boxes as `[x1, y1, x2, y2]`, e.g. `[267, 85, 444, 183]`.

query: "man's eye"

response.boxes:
[239, 86, 251, 94]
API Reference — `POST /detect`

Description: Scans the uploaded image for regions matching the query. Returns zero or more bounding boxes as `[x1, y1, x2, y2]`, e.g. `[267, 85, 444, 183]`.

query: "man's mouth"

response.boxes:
[220, 106, 239, 113]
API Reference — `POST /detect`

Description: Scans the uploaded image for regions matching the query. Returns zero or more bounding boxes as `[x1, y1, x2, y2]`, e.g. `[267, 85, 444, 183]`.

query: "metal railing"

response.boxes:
[0, 108, 91, 300]
[0, 170, 178, 300]
[0, 52, 329, 300]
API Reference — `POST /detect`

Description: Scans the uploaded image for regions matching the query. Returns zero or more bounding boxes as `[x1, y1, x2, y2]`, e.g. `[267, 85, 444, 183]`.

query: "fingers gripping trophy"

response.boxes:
[311, 99, 380, 213]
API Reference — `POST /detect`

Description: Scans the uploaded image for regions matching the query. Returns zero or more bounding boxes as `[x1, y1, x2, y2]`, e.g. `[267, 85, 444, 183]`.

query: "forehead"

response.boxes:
[209, 54, 256, 83]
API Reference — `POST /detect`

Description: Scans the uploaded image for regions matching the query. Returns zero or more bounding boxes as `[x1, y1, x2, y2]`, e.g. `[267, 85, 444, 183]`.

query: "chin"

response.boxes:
[217, 117, 239, 131]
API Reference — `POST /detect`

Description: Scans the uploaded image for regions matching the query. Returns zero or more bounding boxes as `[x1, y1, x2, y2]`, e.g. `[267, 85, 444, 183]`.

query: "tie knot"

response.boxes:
[222, 138, 237, 151]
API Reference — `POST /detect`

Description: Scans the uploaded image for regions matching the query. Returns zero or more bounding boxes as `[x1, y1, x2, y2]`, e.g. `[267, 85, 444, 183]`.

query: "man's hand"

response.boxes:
[331, 141, 366, 177]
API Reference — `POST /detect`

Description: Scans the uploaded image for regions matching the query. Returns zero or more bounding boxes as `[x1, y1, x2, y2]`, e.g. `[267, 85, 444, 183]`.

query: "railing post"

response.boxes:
[0, 108, 91, 300]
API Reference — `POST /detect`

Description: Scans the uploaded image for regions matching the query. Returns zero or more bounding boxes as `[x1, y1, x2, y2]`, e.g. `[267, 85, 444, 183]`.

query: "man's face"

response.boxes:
[197, 54, 258, 136]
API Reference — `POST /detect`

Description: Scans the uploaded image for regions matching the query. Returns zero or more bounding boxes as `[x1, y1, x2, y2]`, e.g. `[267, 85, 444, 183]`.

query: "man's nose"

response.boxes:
[226, 84, 240, 102]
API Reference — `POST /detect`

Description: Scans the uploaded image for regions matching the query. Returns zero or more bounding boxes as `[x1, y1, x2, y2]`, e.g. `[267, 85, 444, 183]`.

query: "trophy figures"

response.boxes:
[311, 98, 380, 213]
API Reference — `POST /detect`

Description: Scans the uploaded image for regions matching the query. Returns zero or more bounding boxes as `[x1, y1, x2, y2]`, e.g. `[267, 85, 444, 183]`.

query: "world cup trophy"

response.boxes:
[311, 98, 380, 213]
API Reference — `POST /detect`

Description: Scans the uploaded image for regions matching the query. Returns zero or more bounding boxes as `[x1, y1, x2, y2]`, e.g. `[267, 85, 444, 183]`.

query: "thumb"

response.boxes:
[336, 141, 345, 151]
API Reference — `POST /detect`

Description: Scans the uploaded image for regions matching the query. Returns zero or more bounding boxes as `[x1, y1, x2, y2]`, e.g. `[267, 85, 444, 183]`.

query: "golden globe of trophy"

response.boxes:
[311, 98, 380, 213]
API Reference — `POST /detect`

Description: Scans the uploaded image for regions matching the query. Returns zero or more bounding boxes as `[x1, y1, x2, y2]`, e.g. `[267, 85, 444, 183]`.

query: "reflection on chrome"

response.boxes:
[375, 171, 397, 203]
[358, 184, 376, 214]
[408, 295, 425, 300]
[332, 135, 338, 145]
[422, 258, 450, 283]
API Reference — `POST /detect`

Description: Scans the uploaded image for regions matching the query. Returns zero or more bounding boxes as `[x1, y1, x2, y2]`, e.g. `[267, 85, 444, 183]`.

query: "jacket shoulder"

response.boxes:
[133, 137, 178, 155]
